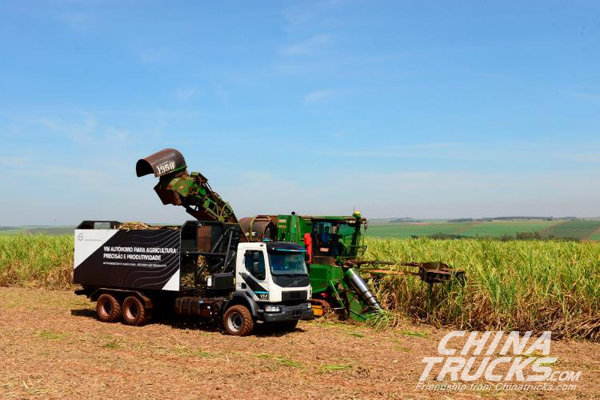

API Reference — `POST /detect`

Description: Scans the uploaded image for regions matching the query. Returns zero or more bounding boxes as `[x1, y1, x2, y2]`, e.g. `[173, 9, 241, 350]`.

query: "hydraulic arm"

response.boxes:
[136, 148, 238, 223]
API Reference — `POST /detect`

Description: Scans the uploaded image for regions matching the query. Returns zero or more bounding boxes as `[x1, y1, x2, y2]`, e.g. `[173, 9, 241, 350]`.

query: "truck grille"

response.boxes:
[282, 291, 308, 302]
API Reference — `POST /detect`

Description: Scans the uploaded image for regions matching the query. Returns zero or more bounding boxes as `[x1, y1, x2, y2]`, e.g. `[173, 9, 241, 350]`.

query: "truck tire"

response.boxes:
[96, 293, 121, 323]
[122, 296, 150, 326]
[223, 305, 254, 336]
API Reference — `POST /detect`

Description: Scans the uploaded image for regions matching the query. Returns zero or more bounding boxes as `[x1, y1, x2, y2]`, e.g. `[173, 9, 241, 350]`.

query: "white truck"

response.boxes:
[74, 220, 314, 335]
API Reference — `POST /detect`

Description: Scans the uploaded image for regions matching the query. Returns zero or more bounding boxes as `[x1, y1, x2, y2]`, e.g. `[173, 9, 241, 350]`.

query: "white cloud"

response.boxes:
[59, 12, 92, 31]
[310, 141, 600, 166]
[211, 80, 229, 106]
[280, 34, 333, 56]
[175, 87, 199, 101]
[560, 90, 600, 102]
[0, 156, 28, 168]
[38, 113, 133, 146]
[105, 127, 129, 143]
[304, 88, 335, 104]
[134, 46, 168, 64]
[39, 113, 96, 145]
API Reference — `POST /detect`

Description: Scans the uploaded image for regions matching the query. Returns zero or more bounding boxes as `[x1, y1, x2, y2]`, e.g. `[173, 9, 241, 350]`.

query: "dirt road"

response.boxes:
[1, 288, 598, 398]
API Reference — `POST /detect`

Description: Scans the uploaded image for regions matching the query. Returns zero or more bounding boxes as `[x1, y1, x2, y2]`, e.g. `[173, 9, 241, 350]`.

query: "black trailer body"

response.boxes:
[74, 227, 182, 291]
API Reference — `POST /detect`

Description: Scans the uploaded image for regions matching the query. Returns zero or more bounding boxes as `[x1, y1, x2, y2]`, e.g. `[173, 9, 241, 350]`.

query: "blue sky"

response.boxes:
[1, 0, 599, 225]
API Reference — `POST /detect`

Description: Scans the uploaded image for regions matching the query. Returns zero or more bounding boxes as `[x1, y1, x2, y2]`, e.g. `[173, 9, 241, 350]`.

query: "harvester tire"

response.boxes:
[223, 305, 254, 336]
[122, 296, 150, 326]
[96, 294, 121, 323]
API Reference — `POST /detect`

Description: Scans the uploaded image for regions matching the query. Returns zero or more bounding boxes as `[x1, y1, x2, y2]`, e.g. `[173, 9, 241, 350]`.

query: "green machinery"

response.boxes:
[137, 148, 462, 322]
[238, 213, 462, 321]
[239, 213, 381, 320]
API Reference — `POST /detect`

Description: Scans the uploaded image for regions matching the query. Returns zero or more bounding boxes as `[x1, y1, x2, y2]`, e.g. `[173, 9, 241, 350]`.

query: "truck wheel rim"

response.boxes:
[228, 312, 243, 331]
[102, 302, 112, 315]
[127, 303, 138, 319]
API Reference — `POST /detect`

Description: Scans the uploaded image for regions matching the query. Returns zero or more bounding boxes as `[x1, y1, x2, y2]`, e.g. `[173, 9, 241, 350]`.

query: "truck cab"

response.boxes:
[235, 241, 312, 323]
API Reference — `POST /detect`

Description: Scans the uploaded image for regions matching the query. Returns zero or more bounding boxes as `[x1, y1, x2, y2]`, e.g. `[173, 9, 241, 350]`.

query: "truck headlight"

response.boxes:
[265, 305, 281, 313]
[307, 303, 312, 309]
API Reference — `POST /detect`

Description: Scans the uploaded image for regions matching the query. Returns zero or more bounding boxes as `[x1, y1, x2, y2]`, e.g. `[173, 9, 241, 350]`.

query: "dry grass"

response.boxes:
[1, 287, 599, 399]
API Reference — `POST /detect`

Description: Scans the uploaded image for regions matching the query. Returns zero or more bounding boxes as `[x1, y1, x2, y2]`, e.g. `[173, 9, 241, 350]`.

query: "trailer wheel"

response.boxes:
[96, 294, 121, 323]
[122, 296, 150, 326]
[223, 305, 254, 336]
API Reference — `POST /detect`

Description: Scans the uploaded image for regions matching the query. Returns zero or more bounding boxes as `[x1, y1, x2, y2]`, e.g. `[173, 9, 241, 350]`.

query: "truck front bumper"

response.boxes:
[263, 303, 314, 322]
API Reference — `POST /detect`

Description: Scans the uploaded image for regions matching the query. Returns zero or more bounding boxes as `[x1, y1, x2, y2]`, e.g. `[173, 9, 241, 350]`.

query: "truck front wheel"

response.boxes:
[223, 305, 254, 336]
[122, 296, 150, 326]
[96, 293, 121, 323]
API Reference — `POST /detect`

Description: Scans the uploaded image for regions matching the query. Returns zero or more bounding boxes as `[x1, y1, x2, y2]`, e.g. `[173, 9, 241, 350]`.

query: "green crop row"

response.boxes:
[366, 220, 600, 240]
[364, 237, 600, 340]
[1, 234, 599, 340]
[0, 235, 73, 289]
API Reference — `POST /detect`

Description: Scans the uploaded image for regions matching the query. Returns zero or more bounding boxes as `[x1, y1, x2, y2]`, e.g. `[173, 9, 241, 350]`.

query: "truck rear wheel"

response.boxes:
[223, 305, 254, 336]
[122, 296, 150, 326]
[96, 294, 121, 323]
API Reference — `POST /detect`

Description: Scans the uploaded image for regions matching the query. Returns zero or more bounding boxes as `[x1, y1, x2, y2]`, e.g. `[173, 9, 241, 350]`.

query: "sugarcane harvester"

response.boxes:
[239, 214, 463, 321]
[138, 148, 462, 322]
[240, 213, 382, 321]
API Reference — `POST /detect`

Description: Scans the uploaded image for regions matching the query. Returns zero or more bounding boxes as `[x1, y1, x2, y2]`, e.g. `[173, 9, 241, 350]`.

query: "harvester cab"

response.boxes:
[310, 212, 367, 264]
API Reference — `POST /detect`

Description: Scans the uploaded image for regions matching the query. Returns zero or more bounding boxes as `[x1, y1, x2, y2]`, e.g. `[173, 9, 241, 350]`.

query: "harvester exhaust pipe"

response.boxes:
[345, 268, 382, 310]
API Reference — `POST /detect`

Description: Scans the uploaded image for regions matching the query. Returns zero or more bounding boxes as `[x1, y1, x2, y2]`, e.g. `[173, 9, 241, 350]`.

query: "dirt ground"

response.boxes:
[1, 288, 599, 399]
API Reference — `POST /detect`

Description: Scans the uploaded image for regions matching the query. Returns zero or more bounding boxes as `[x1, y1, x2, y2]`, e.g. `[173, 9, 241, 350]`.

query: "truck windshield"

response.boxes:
[268, 251, 308, 276]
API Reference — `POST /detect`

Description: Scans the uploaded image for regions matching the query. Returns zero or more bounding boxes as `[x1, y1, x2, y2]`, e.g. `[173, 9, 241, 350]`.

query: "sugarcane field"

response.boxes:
[1, 1, 599, 399]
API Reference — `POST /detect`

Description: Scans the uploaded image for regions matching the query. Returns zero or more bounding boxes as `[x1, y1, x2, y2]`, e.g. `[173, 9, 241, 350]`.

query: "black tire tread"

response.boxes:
[96, 293, 121, 323]
[122, 296, 150, 326]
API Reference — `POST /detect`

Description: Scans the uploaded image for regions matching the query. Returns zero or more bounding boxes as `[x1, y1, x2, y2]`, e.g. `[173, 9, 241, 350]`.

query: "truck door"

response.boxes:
[239, 250, 270, 301]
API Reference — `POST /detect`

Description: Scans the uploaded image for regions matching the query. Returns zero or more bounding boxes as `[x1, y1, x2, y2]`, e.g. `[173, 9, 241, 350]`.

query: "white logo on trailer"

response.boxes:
[74, 229, 119, 268]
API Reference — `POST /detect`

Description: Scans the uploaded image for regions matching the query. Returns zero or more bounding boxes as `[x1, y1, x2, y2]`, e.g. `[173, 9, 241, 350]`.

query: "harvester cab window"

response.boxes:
[244, 251, 266, 281]
[336, 223, 356, 257]
[314, 222, 334, 246]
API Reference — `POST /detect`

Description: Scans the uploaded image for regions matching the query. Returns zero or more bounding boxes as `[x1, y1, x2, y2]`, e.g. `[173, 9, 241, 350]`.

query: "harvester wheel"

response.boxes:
[122, 296, 150, 326]
[96, 294, 121, 323]
[223, 305, 254, 336]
